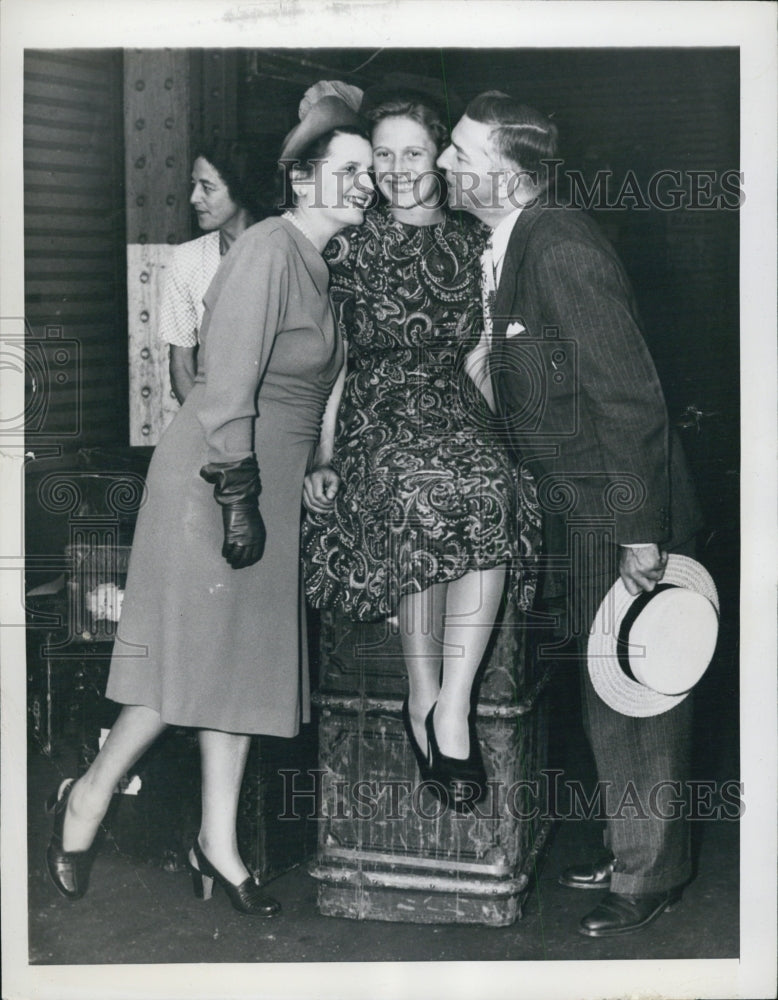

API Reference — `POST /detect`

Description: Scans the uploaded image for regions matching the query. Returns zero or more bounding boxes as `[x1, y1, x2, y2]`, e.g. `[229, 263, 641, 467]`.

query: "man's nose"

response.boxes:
[436, 146, 451, 170]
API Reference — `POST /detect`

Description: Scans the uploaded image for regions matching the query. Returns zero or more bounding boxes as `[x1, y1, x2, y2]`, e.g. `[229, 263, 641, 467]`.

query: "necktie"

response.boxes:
[480, 242, 496, 349]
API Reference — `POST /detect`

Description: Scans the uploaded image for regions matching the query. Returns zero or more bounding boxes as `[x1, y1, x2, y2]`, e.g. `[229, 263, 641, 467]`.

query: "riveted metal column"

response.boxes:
[124, 49, 191, 445]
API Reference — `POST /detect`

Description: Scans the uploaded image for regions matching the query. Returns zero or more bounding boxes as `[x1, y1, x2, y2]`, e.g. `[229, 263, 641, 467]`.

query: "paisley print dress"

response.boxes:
[302, 207, 540, 621]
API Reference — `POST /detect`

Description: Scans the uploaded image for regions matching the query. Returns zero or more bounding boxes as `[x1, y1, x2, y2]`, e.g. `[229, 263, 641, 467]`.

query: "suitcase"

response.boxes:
[309, 598, 553, 926]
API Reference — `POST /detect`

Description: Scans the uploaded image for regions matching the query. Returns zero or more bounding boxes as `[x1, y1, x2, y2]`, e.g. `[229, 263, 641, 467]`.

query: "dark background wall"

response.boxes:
[22, 45, 740, 782]
[237, 47, 740, 538]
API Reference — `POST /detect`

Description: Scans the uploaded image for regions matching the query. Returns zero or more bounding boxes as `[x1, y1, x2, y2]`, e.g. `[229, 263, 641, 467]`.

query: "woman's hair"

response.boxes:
[365, 95, 450, 153]
[465, 91, 558, 181]
[193, 137, 272, 221]
[276, 124, 370, 210]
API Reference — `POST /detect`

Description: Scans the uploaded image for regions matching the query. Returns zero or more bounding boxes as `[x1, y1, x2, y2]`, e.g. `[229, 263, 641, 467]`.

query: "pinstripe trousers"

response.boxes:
[556, 535, 696, 895]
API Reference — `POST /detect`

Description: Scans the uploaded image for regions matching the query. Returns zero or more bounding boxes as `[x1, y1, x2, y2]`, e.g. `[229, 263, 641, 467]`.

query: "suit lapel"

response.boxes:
[489, 203, 545, 418]
[493, 201, 545, 326]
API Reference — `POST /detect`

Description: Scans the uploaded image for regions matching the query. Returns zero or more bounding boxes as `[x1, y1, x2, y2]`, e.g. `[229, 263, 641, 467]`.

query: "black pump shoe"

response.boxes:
[425, 704, 488, 814]
[188, 839, 281, 917]
[45, 779, 95, 900]
[402, 698, 432, 781]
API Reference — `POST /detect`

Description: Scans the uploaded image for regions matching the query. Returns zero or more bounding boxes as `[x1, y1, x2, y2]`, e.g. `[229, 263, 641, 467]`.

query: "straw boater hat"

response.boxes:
[280, 80, 365, 162]
[587, 554, 720, 718]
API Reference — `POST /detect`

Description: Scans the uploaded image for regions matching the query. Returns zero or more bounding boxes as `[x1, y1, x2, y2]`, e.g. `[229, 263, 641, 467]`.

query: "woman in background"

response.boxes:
[161, 138, 271, 404]
[46, 86, 372, 914]
[303, 81, 539, 813]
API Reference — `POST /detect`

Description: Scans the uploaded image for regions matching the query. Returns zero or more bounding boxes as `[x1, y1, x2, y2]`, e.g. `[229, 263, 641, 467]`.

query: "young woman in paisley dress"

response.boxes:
[302, 87, 540, 811]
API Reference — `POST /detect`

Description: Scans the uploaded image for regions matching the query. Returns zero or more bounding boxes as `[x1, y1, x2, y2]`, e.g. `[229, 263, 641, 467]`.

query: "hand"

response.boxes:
[201, 456, 266, 569]
[220, 502, 266, 569]
[303, 465, 341, 514]
[619, 544, 669, 595]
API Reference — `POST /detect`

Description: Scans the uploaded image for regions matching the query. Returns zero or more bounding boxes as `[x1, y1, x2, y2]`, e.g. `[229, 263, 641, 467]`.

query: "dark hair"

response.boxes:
[193, 137, 272, 221]
[365, 95, 449, 153]
[276, 124, 370, 210]
[465, 91, 559, 181]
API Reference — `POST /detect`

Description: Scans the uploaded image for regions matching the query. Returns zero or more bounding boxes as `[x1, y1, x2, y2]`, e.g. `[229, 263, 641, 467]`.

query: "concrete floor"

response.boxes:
[26, 668, 740, 968]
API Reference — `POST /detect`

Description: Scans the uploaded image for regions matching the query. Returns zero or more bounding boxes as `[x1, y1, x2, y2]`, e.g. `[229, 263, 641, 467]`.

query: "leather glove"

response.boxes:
[200, 455, 266, 569]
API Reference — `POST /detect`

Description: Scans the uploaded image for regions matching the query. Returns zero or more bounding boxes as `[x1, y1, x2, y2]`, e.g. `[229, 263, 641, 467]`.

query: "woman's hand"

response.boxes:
[303, 465, 341, 514]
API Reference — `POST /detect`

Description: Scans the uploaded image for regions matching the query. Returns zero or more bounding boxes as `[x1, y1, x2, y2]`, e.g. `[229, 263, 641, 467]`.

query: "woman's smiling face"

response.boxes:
[371, 115, 440, 210]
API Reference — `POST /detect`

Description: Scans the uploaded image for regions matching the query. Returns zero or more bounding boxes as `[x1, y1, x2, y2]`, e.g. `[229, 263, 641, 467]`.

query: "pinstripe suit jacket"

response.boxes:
[489, 202, 702, 568]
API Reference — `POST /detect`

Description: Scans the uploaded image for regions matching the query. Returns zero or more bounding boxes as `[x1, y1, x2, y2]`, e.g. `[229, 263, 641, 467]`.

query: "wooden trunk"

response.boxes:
[310, 603, 552, 926]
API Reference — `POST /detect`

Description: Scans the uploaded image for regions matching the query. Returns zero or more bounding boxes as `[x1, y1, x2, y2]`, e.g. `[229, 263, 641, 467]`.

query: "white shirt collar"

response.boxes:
[489, 207, 524, 272]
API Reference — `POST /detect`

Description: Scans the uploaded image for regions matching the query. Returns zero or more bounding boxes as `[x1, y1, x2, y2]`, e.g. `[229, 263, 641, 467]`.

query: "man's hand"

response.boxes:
[619, 544, 669, 595]
[303, 466, 341, 514]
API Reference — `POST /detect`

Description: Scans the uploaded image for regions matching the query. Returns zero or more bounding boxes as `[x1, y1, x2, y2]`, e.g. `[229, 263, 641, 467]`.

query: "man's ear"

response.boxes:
[505, 169, 539, 207]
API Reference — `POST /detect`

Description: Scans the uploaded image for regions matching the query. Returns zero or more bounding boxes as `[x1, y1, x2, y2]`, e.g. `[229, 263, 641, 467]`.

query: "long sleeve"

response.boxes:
[533, 238, 670, 544]
[196, 228, 289, 464]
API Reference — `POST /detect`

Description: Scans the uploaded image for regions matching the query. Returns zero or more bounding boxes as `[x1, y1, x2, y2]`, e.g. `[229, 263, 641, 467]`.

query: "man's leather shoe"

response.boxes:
[558, 854, 615, 890]
[578, 888, 683, 937]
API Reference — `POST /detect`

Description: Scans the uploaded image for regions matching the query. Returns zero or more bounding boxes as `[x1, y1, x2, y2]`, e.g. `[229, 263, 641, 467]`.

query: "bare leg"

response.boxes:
[63, 704, 167, 851]
[195, 728, 252, 886]
[434, 566, 506, 758]
[398, 582, 447, 753]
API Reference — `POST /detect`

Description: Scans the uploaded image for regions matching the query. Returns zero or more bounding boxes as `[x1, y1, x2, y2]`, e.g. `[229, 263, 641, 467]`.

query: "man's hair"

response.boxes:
[466, 91, 558, 181]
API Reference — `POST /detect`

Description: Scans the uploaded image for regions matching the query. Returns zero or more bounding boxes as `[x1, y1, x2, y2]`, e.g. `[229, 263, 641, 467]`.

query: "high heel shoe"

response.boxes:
[425, 705, 488, 814]
[45, 778, 95, 900]
[188, 839, 281, 917]
[402, 698, 433, 781]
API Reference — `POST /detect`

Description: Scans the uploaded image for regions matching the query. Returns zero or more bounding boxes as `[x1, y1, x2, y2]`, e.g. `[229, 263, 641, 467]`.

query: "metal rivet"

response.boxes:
[135, 156, 146, 169]
[135, 79, 145, 91]
[141, 424, 151, 436]
[166, 194, 176, 206]
[164, 117, 174, 129]
[136, 195, 146, 207]
[141, 386, 151, 398]
[164, 77, 174, 89]
[140, 311, 149, 323]
[166, 234, 177, 245]
[165, 156, 175, 168]
[140, 271, 150, 284]
[56, 372, 67, 384]
[138, 233, 147, 245]
[135, 118, 145, 130]
[140, 347, 150, 360]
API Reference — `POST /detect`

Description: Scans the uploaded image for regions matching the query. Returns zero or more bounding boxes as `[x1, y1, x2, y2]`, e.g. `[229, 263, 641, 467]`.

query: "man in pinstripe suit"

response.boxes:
[438, 93, 704, 937]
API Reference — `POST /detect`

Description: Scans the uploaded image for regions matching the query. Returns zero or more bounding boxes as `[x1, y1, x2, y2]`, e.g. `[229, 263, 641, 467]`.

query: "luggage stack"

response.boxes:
[309, 599, 552, 926]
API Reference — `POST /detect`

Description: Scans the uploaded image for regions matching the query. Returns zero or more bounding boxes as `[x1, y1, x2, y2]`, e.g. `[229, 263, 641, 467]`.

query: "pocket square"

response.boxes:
[506, 321, 526, 338]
